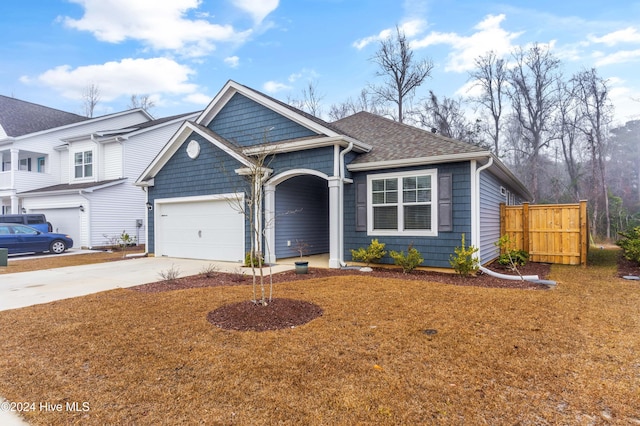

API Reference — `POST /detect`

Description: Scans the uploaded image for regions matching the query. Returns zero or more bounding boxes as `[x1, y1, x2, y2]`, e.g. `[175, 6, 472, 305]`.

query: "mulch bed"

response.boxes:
[131, 261, 553, 294]
[132, 261, 553, 331]
[207, 298, 324, 331]
[129, 255, 639, 331]
[617, 253, 640, 278]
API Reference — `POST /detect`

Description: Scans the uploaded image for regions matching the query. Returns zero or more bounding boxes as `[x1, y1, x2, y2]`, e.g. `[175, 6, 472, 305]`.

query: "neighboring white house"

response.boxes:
[18, 112, 200, 248]
[1, 102, 152, 214]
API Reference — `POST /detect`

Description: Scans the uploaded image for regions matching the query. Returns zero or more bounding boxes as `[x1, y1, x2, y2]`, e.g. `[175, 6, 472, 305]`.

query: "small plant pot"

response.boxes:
[295, 261, 309, 274]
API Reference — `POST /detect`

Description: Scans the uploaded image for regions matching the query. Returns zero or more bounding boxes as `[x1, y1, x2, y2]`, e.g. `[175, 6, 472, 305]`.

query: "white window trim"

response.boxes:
[366, 169, 438, 237]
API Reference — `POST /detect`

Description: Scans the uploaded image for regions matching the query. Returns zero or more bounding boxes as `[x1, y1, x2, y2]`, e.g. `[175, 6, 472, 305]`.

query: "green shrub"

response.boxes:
[449, 233, 479, 277]
[390, 243, 424, 273]
[494, 234, 528, 275]
[350, 239, 387, 266]
[497, 249, 529, 267]
[244, 251, 264, 267]
[617, 226, 640, 265]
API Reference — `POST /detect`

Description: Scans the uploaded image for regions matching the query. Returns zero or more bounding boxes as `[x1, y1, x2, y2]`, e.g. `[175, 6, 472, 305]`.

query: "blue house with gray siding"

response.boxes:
[136, 80, 531, 269]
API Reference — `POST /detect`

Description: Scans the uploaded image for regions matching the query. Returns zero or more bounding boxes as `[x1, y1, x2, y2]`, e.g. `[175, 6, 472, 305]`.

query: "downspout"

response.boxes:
[472, 156, 493, 263]
[338, 141, 354, 267]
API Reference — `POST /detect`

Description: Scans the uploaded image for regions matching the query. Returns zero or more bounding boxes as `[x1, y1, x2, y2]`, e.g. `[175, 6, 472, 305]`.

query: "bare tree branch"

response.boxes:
[369, 26, 434, 123]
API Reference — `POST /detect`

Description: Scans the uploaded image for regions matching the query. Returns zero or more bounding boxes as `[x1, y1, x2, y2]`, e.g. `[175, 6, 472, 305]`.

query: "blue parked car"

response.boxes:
[0, 214, 52, 233]
[0, 223, 73, 255]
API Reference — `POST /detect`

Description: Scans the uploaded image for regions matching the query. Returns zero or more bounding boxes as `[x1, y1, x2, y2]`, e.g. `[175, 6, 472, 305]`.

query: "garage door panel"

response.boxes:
[31, 208, 80, 248]
[156, 198, 244, 262]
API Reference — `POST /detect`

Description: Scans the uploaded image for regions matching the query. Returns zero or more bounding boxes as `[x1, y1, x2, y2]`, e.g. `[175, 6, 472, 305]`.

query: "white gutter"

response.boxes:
[347, 151, 492, 172]
[338, 141, 354, 267]
[471, 156, 493, 260]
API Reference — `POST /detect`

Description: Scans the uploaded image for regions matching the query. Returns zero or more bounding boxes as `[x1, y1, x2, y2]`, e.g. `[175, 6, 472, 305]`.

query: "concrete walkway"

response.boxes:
[0, 255, 295, 425]
[0, 256, 295, 312]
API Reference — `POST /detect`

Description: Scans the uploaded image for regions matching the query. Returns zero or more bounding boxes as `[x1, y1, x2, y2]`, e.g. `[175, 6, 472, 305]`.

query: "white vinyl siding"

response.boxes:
[103, 143, 122, 180]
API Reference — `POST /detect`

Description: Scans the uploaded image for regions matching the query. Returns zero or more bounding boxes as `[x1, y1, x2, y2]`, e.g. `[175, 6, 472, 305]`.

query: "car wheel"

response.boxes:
[50, 240, 67, 254]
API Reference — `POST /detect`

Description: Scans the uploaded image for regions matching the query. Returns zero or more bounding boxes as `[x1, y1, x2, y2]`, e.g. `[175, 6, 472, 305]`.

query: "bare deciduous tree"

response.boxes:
[507, 43, 561, 201]
[469, 51, 508, 156]
[572, 68, 614, 239]
[416, 91, 483, 145]
[328, 89, 382, 121]
[128, 94, 156, 112]
[369, 26, 434, 123]
[82, 83, 101, 118]
[555, 79, 584, 202]
[288, 80, 324, 117]
[225, 135, 275, 306]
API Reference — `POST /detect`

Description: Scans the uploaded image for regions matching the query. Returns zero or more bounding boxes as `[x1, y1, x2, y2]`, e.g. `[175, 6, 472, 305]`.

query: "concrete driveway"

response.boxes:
[0, 256, 294, 311]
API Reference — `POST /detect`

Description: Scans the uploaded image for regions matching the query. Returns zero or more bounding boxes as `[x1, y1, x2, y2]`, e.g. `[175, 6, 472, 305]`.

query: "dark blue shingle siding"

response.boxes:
[343, 162, 472, 268]
[147, 133, 249, 253]
[267, 147, 335, 177]
[209, 93, 318, 146]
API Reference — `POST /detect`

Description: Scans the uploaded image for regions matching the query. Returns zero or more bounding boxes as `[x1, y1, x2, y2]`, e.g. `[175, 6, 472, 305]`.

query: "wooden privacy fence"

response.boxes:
[500, 200, 588, 266]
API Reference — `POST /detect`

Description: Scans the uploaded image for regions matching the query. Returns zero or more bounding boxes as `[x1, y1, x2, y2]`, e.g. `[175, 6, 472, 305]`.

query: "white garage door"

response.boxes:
[31, 208, 80, 248]
[156, 197, 244, 262]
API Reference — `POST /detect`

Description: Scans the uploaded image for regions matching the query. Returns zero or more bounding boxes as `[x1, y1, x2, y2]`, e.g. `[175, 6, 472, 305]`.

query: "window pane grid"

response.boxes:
[372, 178, 398, 205]
[74, 150, 93, 178]
[370, 173, 435, 233]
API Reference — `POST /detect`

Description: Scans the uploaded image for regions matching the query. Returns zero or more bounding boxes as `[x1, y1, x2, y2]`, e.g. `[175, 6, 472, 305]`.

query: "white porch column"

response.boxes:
[9, 148, 19, 190]
[10, 195, 19, 214]
[328, 177, 341, 269]
[263, 184, 276, 264]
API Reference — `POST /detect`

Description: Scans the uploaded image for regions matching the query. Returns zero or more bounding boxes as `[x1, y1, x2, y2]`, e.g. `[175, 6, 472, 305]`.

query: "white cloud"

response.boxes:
[62, 0, 252, 57]
[454, 80, 482, 98]
[287, 68, 319, 83]
[263, 81, 291, 93]
[589, 27, 640, 46]
[352, 19, 426, 50]
[22, 57, 198, 101]
[231, 0, 279, 25]
[608, 78, 640, 123]
[183, 92, 212, 105]
[413, 14, 523, 73]
[224, 56, 240, 68]
[352, 28, 393, 50]
[594, 49, 640, 66]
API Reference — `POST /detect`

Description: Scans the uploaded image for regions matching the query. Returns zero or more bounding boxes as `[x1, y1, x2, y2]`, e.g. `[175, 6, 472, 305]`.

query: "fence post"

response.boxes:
[522, 202, 530, 254]
[580, 200, 588, 267]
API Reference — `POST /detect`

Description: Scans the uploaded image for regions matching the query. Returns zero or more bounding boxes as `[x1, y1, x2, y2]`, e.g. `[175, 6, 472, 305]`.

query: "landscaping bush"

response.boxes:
[244, 251, 264, 267]
[495, 234, 528, 269]
[617, 226, 640, 265]
[449, 233, 479, 277]
[350, 239, 387, 266]
[390, 243, 423, 273]
[497, 249, 529, 267]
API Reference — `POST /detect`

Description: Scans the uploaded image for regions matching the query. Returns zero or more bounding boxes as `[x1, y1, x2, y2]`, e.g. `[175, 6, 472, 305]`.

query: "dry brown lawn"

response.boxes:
[0, 249, 639, 425]
[0, 247, 145, 274]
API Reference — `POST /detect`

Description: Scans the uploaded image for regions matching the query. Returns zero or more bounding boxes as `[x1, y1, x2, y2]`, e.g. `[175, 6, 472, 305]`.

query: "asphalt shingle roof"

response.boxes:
[101, 111, 200, 136]
[0, 95, 88, 138]
[19, 179, 126, 194]
[331, 111, 487, 165]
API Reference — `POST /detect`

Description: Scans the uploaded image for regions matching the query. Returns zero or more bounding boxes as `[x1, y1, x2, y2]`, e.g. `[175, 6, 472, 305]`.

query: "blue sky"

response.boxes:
[2, 0, 640, 125]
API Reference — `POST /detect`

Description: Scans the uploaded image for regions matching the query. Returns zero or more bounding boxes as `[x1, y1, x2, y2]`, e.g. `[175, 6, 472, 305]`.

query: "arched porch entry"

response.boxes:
[264, 169, 341, 268]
